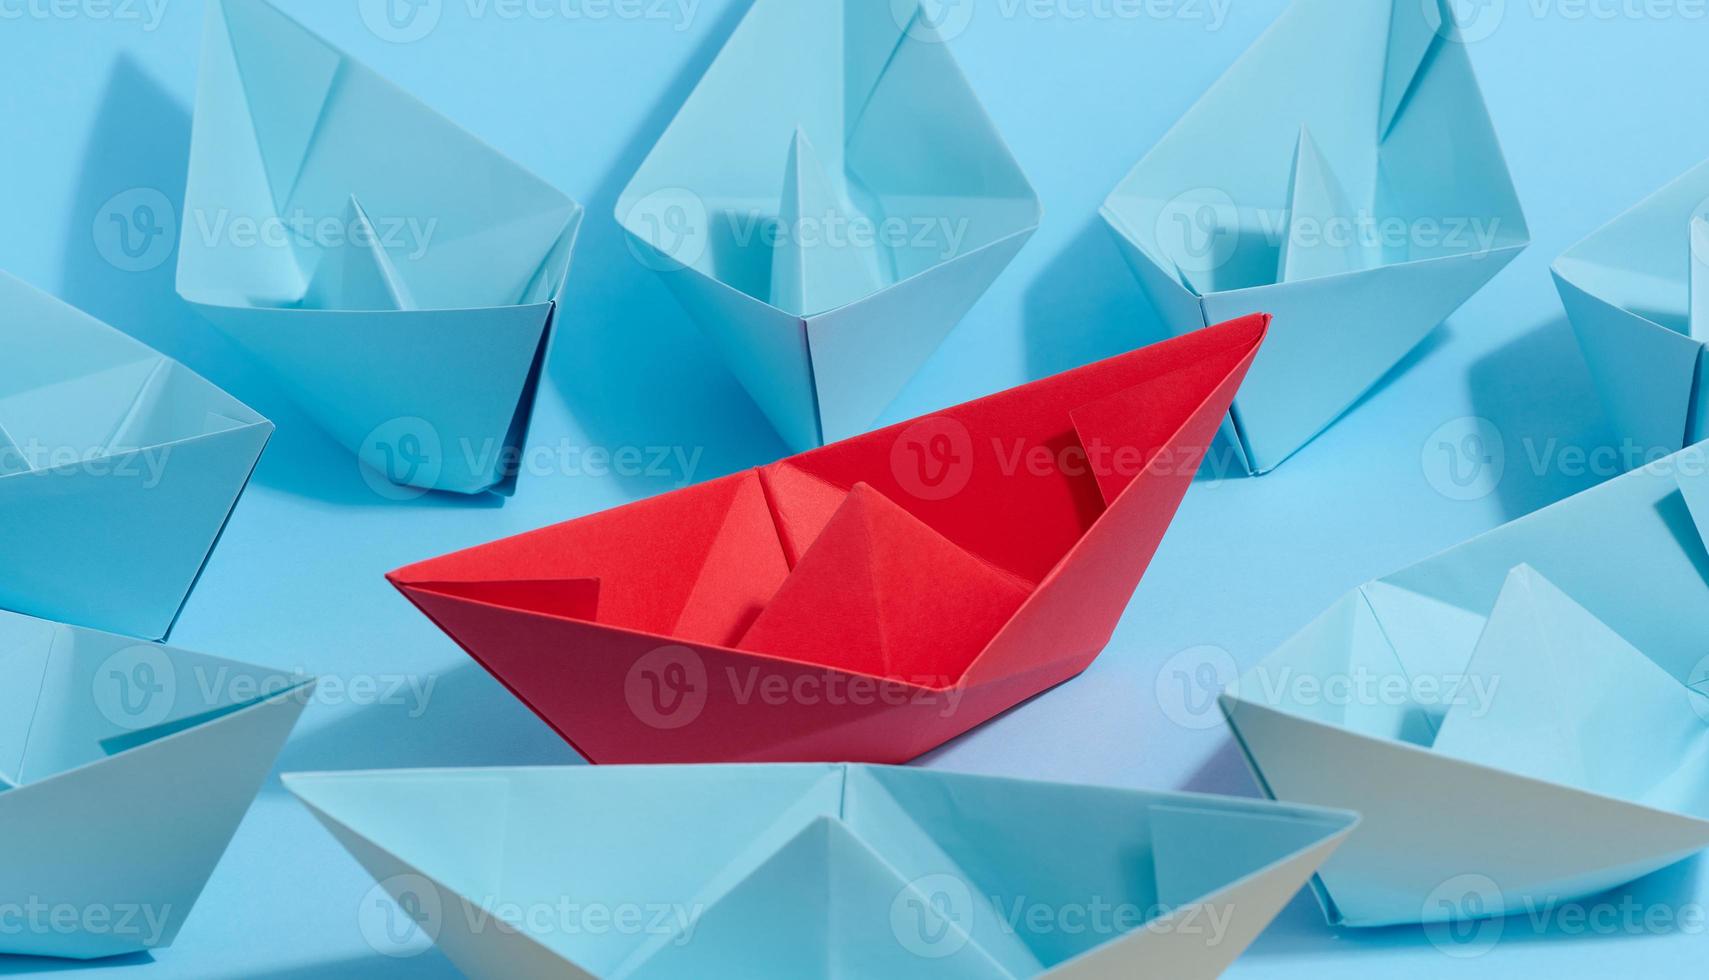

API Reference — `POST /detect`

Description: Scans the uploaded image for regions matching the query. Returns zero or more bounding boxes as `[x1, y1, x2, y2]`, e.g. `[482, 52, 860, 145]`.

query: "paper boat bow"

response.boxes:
[0, 272, 270, 640]
[0, 610, 311, 959]
[618, 0, 1040, 452]
[1221, 443, 1709, 926]
[179, 0, 584, 495]
[287, 764, 1356, 979]
[1102, 0, 1527, 474]
[1555, 157, 1709, 457]
[389, 315, 1267, 763]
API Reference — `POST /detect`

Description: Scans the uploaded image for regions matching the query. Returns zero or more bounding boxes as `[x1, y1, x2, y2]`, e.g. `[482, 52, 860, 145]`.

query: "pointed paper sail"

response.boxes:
[0, 272, 271, 640]
[617, 0, 1039, 451]
[0, 609, 310, 959]
[179, 0, 583, 495]
[1222, 446, 1709, 926]
[285, 764, 1357, 979]
[388, 316, 1267, 764]
[1102, 0, 1526, 473]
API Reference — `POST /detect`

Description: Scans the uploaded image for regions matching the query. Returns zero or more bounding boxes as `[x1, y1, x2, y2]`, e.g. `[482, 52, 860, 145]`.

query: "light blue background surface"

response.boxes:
[1, 1, 1705, 975]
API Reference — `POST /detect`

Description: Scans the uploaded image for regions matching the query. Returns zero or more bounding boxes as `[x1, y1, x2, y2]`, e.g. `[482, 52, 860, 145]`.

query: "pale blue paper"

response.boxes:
[616, 0, 1041, 452]
[1554, 156, 1709, 457]
[1222, 443, 1709, 926]
[177, 0, 584, 496]
[0, 271, 271, 641]
[1102, 0, 1528, 473]
[286, 764, 1356, 978]
[0, 610, 311, 959]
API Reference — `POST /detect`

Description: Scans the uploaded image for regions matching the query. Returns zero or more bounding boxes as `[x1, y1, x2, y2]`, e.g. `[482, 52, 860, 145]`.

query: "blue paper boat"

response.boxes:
[1102, 0, 1527, 473]
[618, 0, 1040, 452]
[178, 0, 584, 495]
[0, 610, 312, 959]
[1222, 443, 1709, 926]
[287, 764, 1355, 978]
[1555, 157, 1709, 458]
[0, 271, 270, 640]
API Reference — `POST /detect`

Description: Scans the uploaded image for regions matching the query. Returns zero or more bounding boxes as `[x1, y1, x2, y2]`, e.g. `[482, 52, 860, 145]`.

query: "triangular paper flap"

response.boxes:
[391, 472, 787, 640]
[0, 417, 270, 640]
[1691, 216, 1709, 342]
[1148, 801, 1356, 912]
[1219, 698, 1709, 926]
[20, 626, 310, 783]
[1558, 270, 1703, 457]
[0, 613, 57, 786]
[1431, 565, 1709, 803]
[1379, 0, 1446, 138]
[1278, 126, 1365, 283]
[105, 358, 266, 454]
[1201, 246, 1521, 473]
[0, 685, 308, 958]
[218, 0, 341, 215]
[805, 227, 1036, 444]
[758, 458, 855, 567]
[770, 128, 882, 317]
[0, 356, 161, 471]
[304, 195, 416, 311]
[1367, 446, 1709, 686]
[402, 578, 601, 623]
[737, 483, 1030, 683]
[201, 300, 550, 494]
[1678, 450, 1709, 547]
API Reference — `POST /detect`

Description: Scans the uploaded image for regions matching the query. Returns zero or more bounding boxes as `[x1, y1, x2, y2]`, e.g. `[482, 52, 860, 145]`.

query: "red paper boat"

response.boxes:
[389, 314, 1268, 763]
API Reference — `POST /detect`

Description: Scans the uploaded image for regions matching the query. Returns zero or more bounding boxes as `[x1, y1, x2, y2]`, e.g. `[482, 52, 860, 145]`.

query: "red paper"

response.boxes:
[389, 314, 1269, 763]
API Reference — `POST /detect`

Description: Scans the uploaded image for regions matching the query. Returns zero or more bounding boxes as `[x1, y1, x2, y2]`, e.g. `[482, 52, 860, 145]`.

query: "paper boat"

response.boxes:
[1101, 0, 1527, 474]
[0, 271, 271, 640]
[388, 315, 1267, 763]
[1555, 157, 1709, 457]
[1221, 443, 1709, 926]
[178, 0, 584, 495]
[0, 609, 312, 959]
[286, 763, 1358, 978]
[617, 0, 1040, 452]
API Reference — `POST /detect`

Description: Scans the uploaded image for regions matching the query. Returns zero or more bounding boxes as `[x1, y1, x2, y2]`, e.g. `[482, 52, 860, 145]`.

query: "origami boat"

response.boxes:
[179, 0, 584, 495]
[0, 610, 312, 959]
[617, 0, 1040, 452]
[0, 272, 271, 640]
[1221, 442, 1709, 926]
[389, 314, 1267, 763]
[1102, 0, 1527, 474]
[1555, 157, 1709, 458]
[286, 763, 1357, 978]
